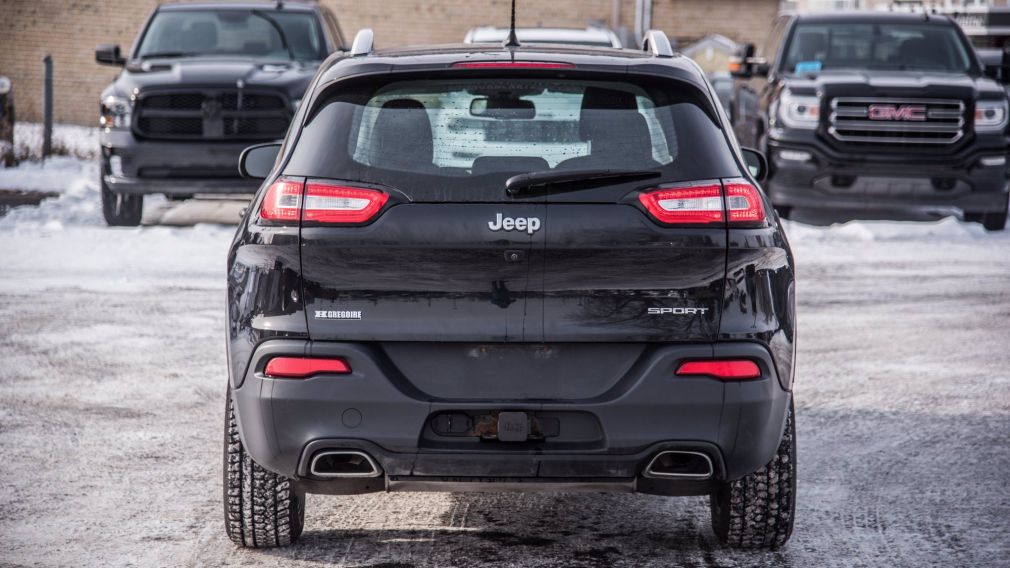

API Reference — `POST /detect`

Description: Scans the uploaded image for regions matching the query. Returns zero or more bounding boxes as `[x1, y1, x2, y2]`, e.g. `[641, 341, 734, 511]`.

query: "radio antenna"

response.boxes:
[504, 0, 521, 48]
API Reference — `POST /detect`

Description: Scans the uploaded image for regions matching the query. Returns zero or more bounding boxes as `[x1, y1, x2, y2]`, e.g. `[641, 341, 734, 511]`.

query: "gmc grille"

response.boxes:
[828, 97, 965, 146]
[134, 90, 291, 141]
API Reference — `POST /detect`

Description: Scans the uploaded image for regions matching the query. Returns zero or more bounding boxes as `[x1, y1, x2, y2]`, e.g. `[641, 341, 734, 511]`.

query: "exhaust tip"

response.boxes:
[643, 450, 714, 480]
[309, 450, 382, 478]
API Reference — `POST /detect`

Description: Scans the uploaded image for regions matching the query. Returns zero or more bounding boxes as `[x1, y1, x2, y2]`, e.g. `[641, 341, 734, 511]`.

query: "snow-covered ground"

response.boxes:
[1, 152, 1009, 567]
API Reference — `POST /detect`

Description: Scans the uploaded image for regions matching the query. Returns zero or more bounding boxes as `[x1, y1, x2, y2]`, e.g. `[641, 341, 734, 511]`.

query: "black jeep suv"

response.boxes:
[94, 1, 347, 225]
[731, 12, 1010, 230]
[225, 30, 797, 550]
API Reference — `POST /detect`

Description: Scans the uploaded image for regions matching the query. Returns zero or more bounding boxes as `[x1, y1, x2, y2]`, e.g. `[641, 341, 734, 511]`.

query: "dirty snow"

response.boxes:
[0, 148, 1009, 567]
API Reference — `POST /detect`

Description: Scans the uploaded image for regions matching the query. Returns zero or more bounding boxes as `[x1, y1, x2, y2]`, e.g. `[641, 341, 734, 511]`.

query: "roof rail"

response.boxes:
[642, 29, 673, 57]
[351, 28, 374, 57]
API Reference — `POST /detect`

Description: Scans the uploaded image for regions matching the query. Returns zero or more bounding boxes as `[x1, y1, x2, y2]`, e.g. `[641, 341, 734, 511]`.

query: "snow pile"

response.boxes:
[12, 122, 99, 161]
[784, 216, 1008, 245]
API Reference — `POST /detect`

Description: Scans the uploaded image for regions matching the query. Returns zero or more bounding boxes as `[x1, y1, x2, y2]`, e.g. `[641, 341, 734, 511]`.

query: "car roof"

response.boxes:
[793, 11, 957, 25]
[158, 1, 318, 12]
[466, 26, 619, 46]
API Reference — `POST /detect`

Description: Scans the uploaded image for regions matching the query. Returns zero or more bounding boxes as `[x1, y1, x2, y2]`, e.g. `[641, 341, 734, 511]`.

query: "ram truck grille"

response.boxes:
[828, 97, 965, 146]
[134, 90, 291, 141]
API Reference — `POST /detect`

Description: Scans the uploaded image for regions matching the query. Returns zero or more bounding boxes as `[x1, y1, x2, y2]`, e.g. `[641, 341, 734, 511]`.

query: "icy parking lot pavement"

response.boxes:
[1, 157, 1009, 567]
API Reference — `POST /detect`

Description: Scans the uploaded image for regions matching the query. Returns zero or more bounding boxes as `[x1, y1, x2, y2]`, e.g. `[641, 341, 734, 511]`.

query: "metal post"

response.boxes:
[42, 54, 53, 158]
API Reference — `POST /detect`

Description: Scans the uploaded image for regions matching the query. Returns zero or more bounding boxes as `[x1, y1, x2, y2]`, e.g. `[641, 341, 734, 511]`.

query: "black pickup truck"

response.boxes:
[95, 1, 347, 225]
[731, 11, 1009, 230]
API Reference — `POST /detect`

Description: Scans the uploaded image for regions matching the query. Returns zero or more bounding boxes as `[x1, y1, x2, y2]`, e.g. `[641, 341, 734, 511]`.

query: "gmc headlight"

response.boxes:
[974, 100, 1008, 132]
[100, 95, 131, 129]
[777, 89, 821, 130]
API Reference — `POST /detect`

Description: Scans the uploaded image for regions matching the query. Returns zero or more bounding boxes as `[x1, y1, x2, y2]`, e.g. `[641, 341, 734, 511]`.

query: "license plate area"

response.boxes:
[422, 409, 604, 450]
[429, 410, 559, 442]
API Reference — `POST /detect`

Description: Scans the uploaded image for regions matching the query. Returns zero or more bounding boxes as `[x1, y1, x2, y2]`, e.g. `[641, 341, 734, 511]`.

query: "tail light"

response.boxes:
[638, 183, 724, 225]
[258, 179, 389, 225]
[264, 357, 351, 379]
[675, 360, 761, 380]
[724, 181, 766, 226]
[303, 181, 389, 224]
[638, 180, 768, 227]
[259, 178, 303, 222]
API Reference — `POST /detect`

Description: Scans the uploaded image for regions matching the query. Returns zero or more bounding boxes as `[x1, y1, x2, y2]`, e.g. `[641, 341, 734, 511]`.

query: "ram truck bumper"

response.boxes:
[231, 339, 792, 495]
[100, 129, 262, 196]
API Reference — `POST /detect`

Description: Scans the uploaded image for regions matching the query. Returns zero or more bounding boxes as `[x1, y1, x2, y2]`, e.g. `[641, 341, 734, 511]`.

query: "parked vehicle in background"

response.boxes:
[94, 1, 347, 226]
[732, 12, 1010, 231]
[0, 75, 13, 167]
[225, 29, 797, 550]
[708, 71, 733, 117]
[464, 25, 623, 48]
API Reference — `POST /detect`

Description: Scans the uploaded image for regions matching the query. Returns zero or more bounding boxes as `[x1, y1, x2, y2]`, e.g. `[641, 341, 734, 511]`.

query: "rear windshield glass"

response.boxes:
[783, 22, 973, 74]
[284, 78, 741, 201]
[137, 9, 325, 61]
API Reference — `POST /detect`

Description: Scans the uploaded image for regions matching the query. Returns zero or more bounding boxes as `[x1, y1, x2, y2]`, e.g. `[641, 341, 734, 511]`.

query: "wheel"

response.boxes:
[774, 206, 792, 220]
[101, 175, 143, 226]
[223, 388, 304, 548]
[709, 399, 796, 549]
[166, 194, 194, 202]
[981, 211, 1007, 232]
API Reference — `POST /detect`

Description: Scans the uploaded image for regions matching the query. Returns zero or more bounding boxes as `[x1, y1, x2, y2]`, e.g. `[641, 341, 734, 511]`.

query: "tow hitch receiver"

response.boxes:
[496, 411, 530, 442]
[429, 410, 561, 441]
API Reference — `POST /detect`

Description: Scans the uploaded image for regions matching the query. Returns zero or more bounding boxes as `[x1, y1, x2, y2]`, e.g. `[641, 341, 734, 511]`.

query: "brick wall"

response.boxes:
[0, 0, 779, 126]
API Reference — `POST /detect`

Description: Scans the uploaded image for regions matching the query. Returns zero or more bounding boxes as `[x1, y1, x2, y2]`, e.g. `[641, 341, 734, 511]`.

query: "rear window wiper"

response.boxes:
[505, 169, 661, 197]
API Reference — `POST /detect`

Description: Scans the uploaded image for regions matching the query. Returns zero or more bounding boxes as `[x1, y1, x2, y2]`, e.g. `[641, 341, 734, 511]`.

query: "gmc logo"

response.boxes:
[867, 104, 927, 122]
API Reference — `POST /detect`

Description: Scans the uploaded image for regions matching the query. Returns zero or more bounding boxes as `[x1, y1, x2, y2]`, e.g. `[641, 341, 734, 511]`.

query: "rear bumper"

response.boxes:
[231, 339, 792, 493]
[766, 138, 1010, 215]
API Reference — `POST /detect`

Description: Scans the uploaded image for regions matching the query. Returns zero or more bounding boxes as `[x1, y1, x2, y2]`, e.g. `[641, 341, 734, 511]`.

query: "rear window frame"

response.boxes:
[278, 68, 747, 203]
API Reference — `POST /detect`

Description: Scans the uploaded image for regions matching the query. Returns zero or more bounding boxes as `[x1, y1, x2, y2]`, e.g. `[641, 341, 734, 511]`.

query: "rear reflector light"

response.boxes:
[676, 360, 761, 380]
[638, 184, 724, 225]
[303, 182, 389, 224]
[259, 178, 304, 222]
[452, 61, 575, 69]
[638, 181, 768, 227]
[724, 181, 767, 226]
[264, 357, 351, 379]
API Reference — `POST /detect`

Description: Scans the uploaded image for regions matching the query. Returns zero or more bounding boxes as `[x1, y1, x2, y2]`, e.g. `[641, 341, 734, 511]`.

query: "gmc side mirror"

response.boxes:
[95, 44, 126, 66]
[239, 143, 282, 179]
[741, 147, 768, 182]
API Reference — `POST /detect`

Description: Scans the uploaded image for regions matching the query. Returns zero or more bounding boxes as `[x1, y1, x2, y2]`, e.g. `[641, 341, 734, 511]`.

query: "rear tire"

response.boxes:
[223, 388, 304, 548]
[709, 399, 796, 549]
[775, 206, 792, 220]
[101, 175, 143, 226]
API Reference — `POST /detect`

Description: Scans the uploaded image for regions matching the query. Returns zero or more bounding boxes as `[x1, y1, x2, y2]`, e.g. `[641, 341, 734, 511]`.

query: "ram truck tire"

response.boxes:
[100, 176, 143, 226]
[982, 210, 1007, 232]
[223, 389, 304, 548]
[709, 400, 796, 549]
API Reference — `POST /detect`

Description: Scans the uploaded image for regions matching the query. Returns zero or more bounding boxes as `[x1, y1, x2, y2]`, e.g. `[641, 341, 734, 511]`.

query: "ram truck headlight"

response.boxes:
[974, 100, 1008, 132]
[777, 89, 821, 130]
[100, 95, 132, 129]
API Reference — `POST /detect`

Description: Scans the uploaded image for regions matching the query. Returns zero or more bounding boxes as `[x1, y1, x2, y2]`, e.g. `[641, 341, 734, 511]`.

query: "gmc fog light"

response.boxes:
[979, 155, 1006, 167]
[109, 155, 124, 177]
[778, 149, 812, 162]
